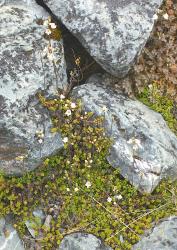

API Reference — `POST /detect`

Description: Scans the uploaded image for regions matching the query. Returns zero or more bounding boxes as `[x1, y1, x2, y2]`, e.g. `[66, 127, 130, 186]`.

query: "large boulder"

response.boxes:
[0, 218, 25, 250]
[0, 1, 67, 175]
[73, 74, 177, 193]
[42, 0, 163, 77]
[58, 233, 112, 250]
[133, 216, 177, 250]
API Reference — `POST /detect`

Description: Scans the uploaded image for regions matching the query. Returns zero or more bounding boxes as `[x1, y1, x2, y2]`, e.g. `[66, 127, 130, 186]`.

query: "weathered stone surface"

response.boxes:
[0, 218, 25, 250]
[42, 0, 162, 77]
[73, 74, 177, 193]
[58, 233, 112, 250]
[25, 209, 45, 238]
[0, 1, 67, 175]
[133, 216, 177, 250]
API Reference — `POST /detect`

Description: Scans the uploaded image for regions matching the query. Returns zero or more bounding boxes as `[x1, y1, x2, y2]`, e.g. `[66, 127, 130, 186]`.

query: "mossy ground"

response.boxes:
[138, 81, 177, 135]
[0, 94, 177, 250]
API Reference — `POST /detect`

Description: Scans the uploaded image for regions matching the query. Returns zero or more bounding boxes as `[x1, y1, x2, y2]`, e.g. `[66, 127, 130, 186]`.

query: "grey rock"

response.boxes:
[43, 0, 162, 77]
[58, 232, 112, 250]
[0, 218, 25, 250]
[25, 209, 45, 238]
[43, 214, 52, 229]
[32, 209, 46, 220]
[0, 1, 67, 175]
[133, 216, 177, 250]
[73, 74, 177, 193]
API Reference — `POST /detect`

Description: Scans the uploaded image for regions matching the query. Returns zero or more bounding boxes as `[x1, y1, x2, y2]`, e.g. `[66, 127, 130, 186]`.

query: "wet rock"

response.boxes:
[58, 232, 112, 250]
[133, 216, 177, 250]
[42, 0, 163, 77]
[73, 74, 177, 193]
[0, 218, 25, 250]
[0, 1, 67, 175]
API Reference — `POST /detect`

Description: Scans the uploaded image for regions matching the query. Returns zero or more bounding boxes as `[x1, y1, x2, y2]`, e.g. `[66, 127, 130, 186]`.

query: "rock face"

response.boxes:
[73, 74, 177, 193]
[133, 216, 177, 250]
[42, 0, 162, 77]
[0, 1, 67, 175]
[58, 233, 112, 250]
[0, 218, 25, 250]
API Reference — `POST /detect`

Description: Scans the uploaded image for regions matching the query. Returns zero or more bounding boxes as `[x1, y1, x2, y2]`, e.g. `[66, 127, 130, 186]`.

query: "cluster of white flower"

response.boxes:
[85, 159, 93, 168]
[115, 194, 123, 200]
[107, 194, 123, 203]
[42, 19, 59, 63]
[64, 102, 76, 117]
[153, 11, 169, 21]
[43, 19, 57, 33]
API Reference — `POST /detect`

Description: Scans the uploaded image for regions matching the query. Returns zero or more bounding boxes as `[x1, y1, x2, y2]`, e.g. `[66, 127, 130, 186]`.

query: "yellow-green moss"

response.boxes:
[137, 82, 177, 135]
[0, 94, 177, 250]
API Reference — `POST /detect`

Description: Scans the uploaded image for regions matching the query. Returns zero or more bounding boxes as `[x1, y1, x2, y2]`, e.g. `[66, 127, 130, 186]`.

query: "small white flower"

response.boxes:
[152, 14, 158, 20]
[85, 181, 92, 188]
[43, 19, 49, 26]
[38, 139, 43, 144]
[65, 110, 72, 116]
[102, 106, 108, 112]
[62, 137, 68, 143]
[60, 94, 65, 100]
[71, 102, 76, 109]
[49, 23, 57, 29]
[107, 197, 112, 203]
[115, 194, 123, 200]
[66, 188, 70, 192]
[45, 29, 51, 35]
[163, 13, 169, 20]
[74, 187, 79, 192]
[87, 165, 92, 168]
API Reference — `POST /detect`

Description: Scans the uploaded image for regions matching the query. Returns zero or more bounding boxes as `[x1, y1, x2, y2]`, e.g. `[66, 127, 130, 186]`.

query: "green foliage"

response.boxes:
[0, 94, 177, 250]
[138, 82, 177, 135]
